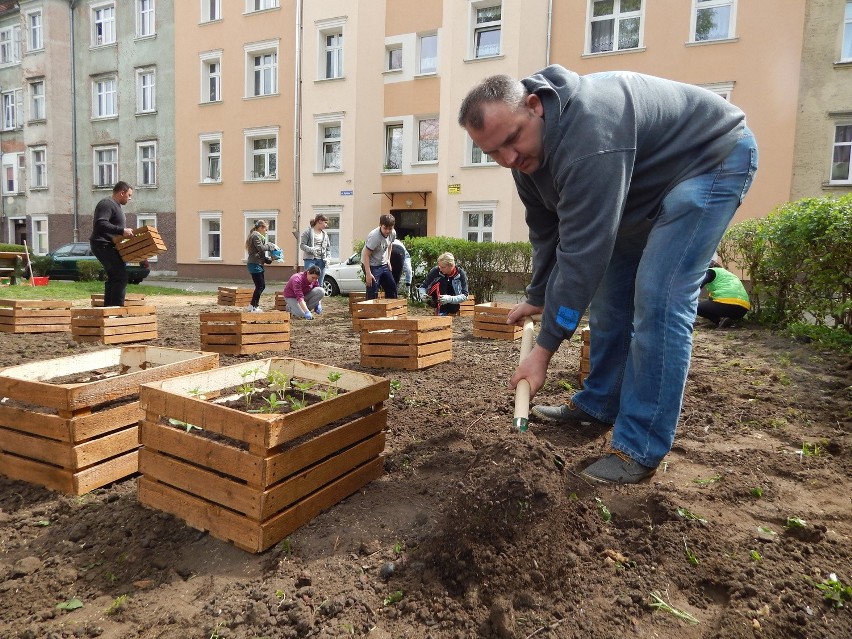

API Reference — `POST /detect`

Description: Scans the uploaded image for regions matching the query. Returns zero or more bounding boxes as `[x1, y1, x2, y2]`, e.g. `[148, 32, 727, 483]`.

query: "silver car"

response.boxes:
[322, 253, 364, 296]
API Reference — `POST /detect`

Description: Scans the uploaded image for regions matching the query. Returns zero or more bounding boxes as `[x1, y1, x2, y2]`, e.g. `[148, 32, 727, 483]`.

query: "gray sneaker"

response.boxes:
[531, 400, 612, 428]
[580, 450, 657, 484]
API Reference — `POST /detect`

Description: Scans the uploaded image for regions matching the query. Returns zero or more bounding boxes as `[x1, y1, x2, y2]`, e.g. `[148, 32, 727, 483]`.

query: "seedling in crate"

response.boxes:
[290, 379, 316, 403]
[237, 382, 256, 408]
[168, 418, 201, 433]
[267, 369, 289, 392]
[250, 392, 286, 414]
[318, 371, 344, 400]
[288, 395, 308, 411]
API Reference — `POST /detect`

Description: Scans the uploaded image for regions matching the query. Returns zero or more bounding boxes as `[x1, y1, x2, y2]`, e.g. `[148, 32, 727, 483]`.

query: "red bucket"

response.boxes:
[31, 276, 50, 286]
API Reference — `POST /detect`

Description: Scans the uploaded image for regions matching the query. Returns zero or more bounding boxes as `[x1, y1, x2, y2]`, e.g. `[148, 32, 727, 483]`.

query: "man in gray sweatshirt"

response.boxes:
[459, 65, 758, 484]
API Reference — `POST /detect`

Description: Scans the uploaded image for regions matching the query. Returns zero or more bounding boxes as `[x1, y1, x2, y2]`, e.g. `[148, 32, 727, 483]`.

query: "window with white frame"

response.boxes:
[93, 145, 118, 187]
[471, 2, 501, 59]
[137, 0, 155, 38]
[31, 216, 48, 254]
[700, 81, 734, 101]
[384, 123, 403, 171]
[245, 128, 278, 180]
[243, 214, 277, 254]
[30, 146, 47, 188]
[313, 207, 341, 259]
[469, 138, 496, 165]
[92, 3, 116, 46]
[200, 133, 222, 182]
[320, 27, 343, 79]
[136, 68, 156, 113]
[318, 118, 342, 172]
[202, 0, 221, 22]
[92, 77, 117, 118]
[831, 123, 852, 184]
[418, 33, 437, 74]
[137, 214, 158, 261]
[691, 0, 736, 42]
[0, 25, 21, 64]
[246, 0, 279, 11]
[386, 45, 402, 72]
[29, 79, 45, 120]
[588, 0, 642, 54]
[200, 51, 222, 102]
[2, 153, 23, 194]
[27, 10, 43, 51]
[2, 89, 21, 130]
[137, 141, 157, 187]
[843, 1, 852, 62]
[417, 118, 439, 162]
[246, 41, 278, 97]
[200, 213, 222, 259]
[462, 204, 495, 242]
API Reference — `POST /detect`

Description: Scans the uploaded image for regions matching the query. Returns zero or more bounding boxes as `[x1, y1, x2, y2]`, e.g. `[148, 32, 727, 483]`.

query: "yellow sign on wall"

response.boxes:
[448, 183, 461, 194]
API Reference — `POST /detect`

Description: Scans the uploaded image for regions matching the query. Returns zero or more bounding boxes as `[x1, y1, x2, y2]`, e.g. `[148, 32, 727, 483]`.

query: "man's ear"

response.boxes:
[525, 93, 544, 117]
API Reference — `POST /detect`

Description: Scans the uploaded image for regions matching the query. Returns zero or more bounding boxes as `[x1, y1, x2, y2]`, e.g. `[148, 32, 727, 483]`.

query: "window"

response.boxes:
[418, 33, 437, 74]
[843, 1, 852, 62]
[2, 153, 23, 194]
[247, 45, 278, 96]
[246, 0, 279, 11]
[386, 45, 402, 71]
[0, 25, 21, 64]
[831, 124, 852, 184]
[313, 207, 341, 259]
[700, 81, 734, 101]
[137, 142, 157, 187]
[30, 147, 47, 188]
[137, 68, 156, 113]
[691, 0, 736, 42]
[471, 2, 501, 59]
[320, 122, 341, 171]
[31, 217, 48, 255]
[93, 77, 117, 118]
[417, 118, 439, 162]
[29, 80, 45, 120]
[588, 0, 642, 54]
[200, 51, 222, 102]
[384, 123, 403, 171]
[200, 214, 222, 259]
[462, 205, 495, 242]
[93, 146, 118, 187]
[324, 31, 343, 79]
[201, 134, 222, 182]
[92, 3, 116, 46]
[469, 139, 496, 165]
[137, 0, 155, 38]
[245, 128, 278, 180]
[2, 89, 21, 130]
[202, 0, 221, 22]
[27, 11, 43, 51]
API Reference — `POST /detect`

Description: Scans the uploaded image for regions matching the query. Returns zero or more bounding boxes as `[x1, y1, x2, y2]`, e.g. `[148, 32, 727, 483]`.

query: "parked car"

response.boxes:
[322, 253, 364, 296]
[42, 242, 151, 284]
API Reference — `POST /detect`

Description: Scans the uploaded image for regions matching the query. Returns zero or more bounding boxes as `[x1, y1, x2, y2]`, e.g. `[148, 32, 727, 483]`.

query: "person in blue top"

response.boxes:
[459, 65, 758, 484]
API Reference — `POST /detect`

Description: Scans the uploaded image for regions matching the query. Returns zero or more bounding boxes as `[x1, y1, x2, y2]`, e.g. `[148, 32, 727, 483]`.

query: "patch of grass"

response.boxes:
[692, 473, 722, 486]
[0, 280, 210, 301]
[786, 322, 852, 354]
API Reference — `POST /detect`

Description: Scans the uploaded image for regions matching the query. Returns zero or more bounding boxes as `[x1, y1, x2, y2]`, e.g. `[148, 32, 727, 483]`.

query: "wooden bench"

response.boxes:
[0, 252, 26, 285]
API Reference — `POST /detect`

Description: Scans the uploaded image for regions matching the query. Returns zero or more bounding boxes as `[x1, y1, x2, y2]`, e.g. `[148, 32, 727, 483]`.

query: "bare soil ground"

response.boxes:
[0, 293, 850, 639]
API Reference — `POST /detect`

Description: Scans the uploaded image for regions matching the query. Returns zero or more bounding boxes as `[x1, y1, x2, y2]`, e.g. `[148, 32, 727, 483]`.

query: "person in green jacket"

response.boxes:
[698, 259, 750, 328]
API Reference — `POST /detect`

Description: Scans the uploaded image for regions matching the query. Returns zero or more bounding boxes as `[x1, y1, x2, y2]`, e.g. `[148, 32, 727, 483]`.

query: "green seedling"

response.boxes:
[693, 473, 722, 486]
[649, 591, 699, 624]
[249, 392, 285, 414]
[35, 519, 50, 527]
[393, 541, 404, 555]
[815, 573, 852, 608]
[237, 382, 256, 408]
[785, 516, 806, 529]
[594, 497, 612, 522]
[389, 379, 402, 398]
[750, 550, 763, 561]
[288, 396, 307, 411]
[56, 597, 84, 611]
[683, 536, 699, 566]
[676, 507, 707, 524]
[106, 572, 117, 584]
[267, 369, 289, 391]
[278, 537, 293, 555]
[187, 387, 207, 401]
[557, 379, 575, 392]
[800, 441, 821, 457]
[318, 371, 344, 400]
[104, 594, 128, 615]
[275, 589, 286, 600]
[750, 487, 763, 498]
[291, 379, 315, 399]
[209, 622, 225, 639]
[383, 591, 404, 606]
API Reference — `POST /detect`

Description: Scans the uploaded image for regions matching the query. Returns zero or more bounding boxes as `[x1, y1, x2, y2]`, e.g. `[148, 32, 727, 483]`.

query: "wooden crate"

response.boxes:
[347, 291, 383, 313]
[91, 293, 147, 307]
[360, 316, 452, 370]
[112, 226, 167, 262]
[456, 296, 475, 317]
[138, 358, 389, 553]
[71, 306, 158, 344]
[579, 328, 590, 388]
[0, 299, 72, 333]
[472, 302, 523, 340]
[352, 298, 407, 330]
[275, 292, 286, 311]
[0, 347, 218, 495]
[218, 287, 255, 307]
[200, 311, 291, 355]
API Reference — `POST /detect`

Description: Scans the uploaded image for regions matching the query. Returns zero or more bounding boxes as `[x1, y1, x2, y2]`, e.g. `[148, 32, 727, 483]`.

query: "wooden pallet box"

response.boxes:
[200, 311, 291, 355]
[456, 296, 475, 317]
[137, 358, 389, 553]
[0, 299, 72, 333]
[360, 316, 452, 370]
[218, 287, 255, 307]
[92, 293, 146, 307]
[71, 306, 158, 344]
[275, 292, 286, 311]
[348, 291, 383, 311]
[472, 302, 523, 340]
[0, 346, 218, 495]
[112, 226, 167, 262]
[352, 298, 407, 330]
[579, 328, 591, 388]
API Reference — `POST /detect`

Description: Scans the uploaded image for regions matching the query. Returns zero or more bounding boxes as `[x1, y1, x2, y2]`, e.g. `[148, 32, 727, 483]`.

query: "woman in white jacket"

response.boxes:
[299, 215, 331, 287]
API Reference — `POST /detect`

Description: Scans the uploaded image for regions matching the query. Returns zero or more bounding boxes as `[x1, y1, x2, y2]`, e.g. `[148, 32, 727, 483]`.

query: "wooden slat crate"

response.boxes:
[200, 311, 291, 355]
[218, 286, 255, 307]
[112, 226, 167, 262]
[275, 292, 286, 311]
[472, 302, 523, 340]
[138, 358, 389, 553]
[0, 299, 72, 333]
[352, 298, 407, 330]
[579, 327, 590, 388]
[360, 316, 452, 370]
[348, 291, 383, 312]
[91, 293, 147, 307]
[0, 347, 218, 495]
[71, 306, 158, 344]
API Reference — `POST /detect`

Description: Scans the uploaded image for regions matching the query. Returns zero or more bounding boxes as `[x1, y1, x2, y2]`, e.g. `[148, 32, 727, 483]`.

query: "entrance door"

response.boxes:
[392, 209, 426, 239]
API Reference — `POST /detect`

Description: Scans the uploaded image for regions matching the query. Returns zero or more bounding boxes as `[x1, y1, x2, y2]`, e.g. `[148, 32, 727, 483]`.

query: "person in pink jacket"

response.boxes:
[283, 265, 325, 319]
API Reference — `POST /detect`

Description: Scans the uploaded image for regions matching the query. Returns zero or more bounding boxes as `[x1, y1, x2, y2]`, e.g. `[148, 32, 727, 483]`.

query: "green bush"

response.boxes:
[28, 253, 54, 277]
[77, 260, 105, 282]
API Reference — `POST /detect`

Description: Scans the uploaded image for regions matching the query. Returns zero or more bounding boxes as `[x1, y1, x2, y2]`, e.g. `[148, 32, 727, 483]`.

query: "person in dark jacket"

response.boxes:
[244, 219, 278, 312]
[459, 65, 758, 484]
[421, 252, 468, 316]
[89, 181, 135, 307]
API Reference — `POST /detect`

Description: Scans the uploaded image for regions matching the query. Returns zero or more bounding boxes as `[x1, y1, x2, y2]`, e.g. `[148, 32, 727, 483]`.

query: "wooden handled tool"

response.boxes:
[512, 316, 536, 432]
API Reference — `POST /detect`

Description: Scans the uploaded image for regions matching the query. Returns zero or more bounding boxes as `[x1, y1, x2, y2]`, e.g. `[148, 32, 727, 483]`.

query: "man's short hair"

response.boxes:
[379, 213, 395, 228]
[458, 74, 528, 130]
[113, 181, 132, 194]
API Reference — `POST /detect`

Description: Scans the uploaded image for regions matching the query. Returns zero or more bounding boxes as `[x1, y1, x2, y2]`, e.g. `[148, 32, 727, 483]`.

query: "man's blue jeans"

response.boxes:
[303, 258, 326, 286]
[366, 264, 397, 299]
[572, 128, 758, 468]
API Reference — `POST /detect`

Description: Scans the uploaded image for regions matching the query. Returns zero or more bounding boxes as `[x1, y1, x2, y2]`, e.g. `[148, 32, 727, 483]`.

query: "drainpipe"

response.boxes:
[70, 0, 80, 241]
[291, 0, 303, 241]
[545, 0, 553, 66]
